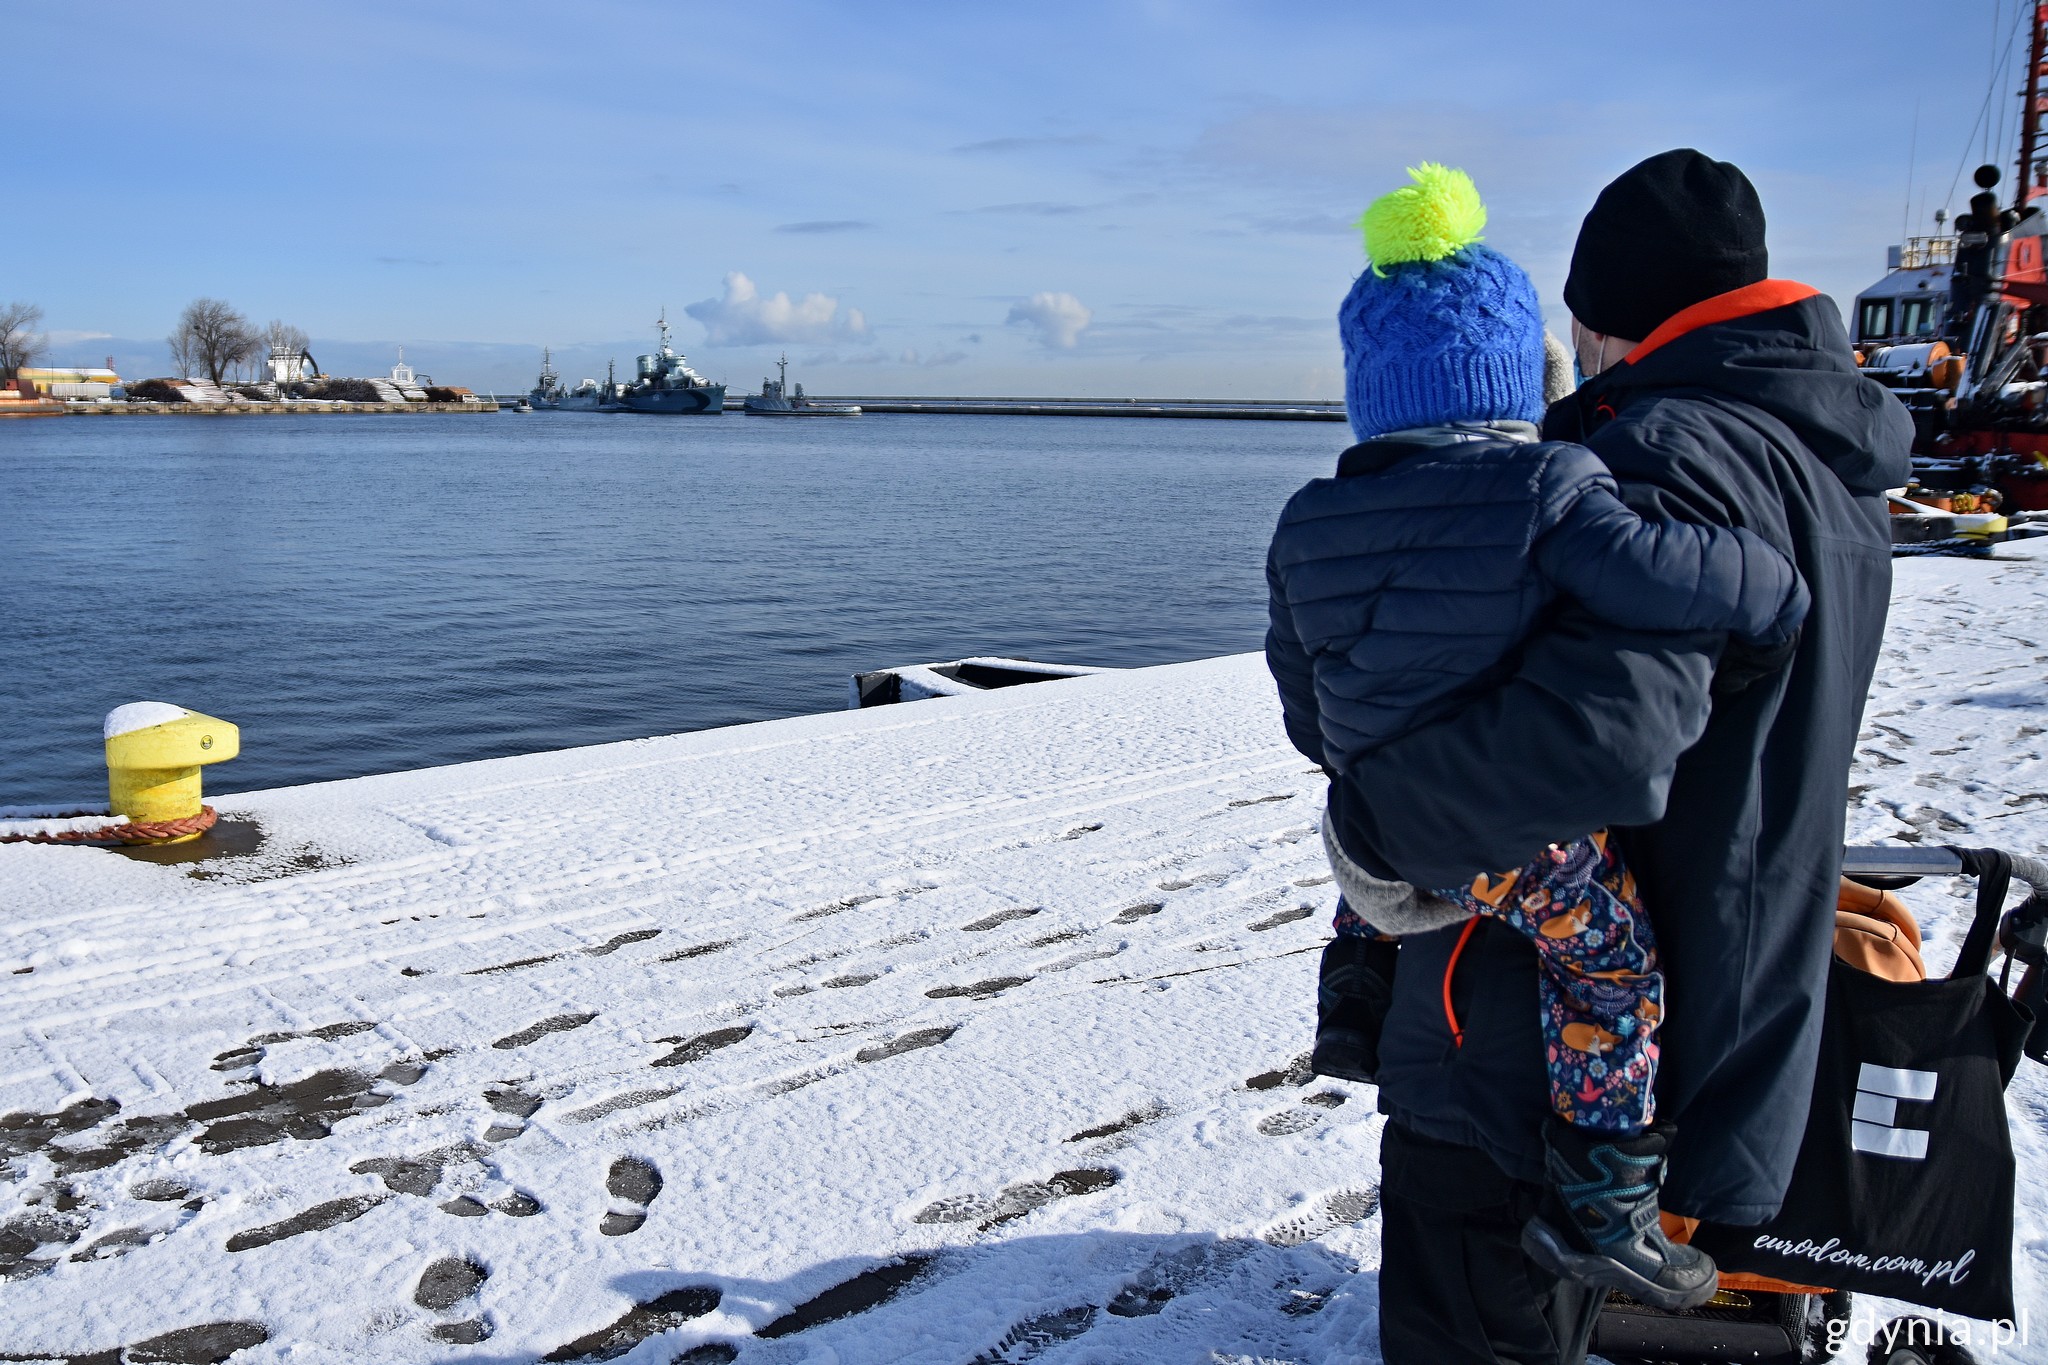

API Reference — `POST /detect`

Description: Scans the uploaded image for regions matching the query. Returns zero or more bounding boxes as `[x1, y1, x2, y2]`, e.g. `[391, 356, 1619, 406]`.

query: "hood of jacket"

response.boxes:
[1550, 283, 1912, 497]
[1333, 419, 1540, 477]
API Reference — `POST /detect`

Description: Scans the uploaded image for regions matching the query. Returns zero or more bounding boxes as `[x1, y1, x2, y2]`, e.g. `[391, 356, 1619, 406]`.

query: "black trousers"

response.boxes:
[1379, 1122, 1604, 1365]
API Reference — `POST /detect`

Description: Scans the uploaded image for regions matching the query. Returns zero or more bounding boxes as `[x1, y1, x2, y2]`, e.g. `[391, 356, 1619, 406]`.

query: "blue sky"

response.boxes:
[14, 1, 2021, 396]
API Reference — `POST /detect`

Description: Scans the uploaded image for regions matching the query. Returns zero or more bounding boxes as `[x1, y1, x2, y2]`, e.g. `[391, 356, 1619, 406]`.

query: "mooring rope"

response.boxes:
[0, 806, 219, 846]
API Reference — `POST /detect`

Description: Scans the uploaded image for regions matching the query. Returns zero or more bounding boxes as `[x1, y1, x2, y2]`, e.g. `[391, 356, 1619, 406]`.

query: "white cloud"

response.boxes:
[684, 272, 869, 346]
[45, 329, 113, 346]
[1006, 292, 1092, 349]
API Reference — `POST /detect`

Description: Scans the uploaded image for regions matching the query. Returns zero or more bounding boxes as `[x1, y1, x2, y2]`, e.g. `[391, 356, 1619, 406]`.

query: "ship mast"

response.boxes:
[2023, 4, 2048, 206]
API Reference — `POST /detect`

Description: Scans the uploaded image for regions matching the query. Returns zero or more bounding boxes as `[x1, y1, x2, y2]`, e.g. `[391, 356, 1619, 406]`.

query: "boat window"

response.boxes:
[1899, 298, 1937, 337]
[1858, 299, 1893, 341]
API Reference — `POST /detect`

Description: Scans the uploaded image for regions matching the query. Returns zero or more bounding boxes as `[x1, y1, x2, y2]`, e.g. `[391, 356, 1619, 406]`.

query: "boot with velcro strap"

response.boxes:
[1519, 1119, 1719, 1312]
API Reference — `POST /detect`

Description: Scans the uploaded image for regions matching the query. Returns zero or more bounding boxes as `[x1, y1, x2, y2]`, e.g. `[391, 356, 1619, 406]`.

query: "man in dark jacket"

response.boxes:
[1328, 150, 1913, 1363]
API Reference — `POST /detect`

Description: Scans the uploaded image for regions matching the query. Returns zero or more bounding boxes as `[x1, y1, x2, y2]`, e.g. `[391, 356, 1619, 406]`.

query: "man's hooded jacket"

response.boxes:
[1328, 282, 1913, 1223]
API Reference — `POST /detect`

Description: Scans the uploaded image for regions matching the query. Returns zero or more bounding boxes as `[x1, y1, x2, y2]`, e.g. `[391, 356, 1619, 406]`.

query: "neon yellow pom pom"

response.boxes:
[1359, 163, 1487, 274]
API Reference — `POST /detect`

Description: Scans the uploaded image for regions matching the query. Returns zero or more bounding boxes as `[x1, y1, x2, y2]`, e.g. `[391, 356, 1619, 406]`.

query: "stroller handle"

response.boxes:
[1843, 844, 2048, 900]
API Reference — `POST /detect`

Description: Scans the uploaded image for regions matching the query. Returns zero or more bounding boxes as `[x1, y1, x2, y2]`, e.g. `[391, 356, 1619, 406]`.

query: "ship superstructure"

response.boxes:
[618, 311, 725, 414]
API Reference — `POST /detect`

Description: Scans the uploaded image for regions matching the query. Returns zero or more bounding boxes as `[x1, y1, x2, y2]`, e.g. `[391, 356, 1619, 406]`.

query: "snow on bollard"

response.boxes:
[104, 702, 239, 844]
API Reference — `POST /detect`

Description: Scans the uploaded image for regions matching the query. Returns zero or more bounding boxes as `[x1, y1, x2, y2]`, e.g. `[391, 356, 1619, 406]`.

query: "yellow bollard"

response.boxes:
[104, 703, 240, 843]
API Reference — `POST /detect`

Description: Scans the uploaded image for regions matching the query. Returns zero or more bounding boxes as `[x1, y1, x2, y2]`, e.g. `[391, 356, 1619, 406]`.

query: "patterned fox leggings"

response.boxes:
[1335, 831, 1661, 1133]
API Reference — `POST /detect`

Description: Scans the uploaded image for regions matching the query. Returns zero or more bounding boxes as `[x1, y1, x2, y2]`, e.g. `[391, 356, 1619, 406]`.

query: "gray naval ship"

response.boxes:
[618, 311, 725, 413]
[528, 348, 614, 411]
[743, 354, 860, 417]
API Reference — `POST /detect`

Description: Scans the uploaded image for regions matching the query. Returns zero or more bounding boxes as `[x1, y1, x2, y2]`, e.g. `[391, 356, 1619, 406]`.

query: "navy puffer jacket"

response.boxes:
[1265, 422, 1807, 776]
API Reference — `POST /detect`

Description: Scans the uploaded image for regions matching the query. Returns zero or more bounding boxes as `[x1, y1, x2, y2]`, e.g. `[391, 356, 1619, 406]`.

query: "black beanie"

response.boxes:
[1563, 149, 1768, 342]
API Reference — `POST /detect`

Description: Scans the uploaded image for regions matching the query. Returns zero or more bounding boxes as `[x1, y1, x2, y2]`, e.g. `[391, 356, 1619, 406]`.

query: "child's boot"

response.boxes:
[1519, 1120, 1718, 1312]
[1309, 932, 1399, 1083]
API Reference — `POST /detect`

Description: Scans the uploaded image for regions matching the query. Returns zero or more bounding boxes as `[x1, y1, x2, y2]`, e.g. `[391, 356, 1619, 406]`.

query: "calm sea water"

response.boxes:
[2, 412, 1340, 802]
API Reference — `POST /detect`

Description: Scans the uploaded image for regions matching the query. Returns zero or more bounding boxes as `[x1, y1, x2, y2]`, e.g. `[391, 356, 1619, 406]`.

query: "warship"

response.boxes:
[528, 349, 616, 411]
[618, 311, 725, 414]
[743, 354, 860, 417]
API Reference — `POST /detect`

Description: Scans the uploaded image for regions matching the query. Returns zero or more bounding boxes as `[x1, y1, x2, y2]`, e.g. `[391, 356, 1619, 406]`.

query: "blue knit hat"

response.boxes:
[1340, 164, 1547, 440]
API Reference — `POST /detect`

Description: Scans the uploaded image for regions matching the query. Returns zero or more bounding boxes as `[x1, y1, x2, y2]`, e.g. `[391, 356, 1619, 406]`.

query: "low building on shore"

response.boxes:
[15, 365, 124, 399]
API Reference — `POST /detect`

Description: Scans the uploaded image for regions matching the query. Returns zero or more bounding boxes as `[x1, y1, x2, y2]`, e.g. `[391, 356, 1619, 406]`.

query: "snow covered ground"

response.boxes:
[3, 546, 2048, 1364]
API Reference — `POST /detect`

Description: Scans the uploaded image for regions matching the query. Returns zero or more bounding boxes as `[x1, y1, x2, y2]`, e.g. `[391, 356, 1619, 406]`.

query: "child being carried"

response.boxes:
[1264, 164, 1808, 1314]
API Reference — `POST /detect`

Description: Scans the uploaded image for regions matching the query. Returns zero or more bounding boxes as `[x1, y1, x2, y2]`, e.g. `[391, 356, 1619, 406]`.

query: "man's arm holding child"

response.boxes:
[1328, 611, 1717, 887]
[1534, 463, 1808, 648]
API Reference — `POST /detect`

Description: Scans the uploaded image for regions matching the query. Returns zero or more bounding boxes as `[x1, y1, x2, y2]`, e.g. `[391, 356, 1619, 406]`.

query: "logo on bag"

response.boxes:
[1851, 1062, 1938, 1160]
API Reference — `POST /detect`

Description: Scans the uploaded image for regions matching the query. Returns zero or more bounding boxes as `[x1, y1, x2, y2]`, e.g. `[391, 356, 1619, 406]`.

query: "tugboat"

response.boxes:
[1850, 2, 2048, 515]
[617, 311, 725, 414]
[531, 349, 618, 411]
[743, 354, 861, 417]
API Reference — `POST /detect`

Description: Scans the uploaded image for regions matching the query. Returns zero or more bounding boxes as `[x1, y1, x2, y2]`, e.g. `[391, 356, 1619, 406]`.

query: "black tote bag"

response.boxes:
[1693, 851, 2034, 1321]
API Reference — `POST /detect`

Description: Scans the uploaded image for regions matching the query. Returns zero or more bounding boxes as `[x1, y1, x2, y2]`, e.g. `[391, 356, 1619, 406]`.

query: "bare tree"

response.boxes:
[262, 319, 309, 354]
[168, 298, 258, 384]
[0, 301, 45, 377]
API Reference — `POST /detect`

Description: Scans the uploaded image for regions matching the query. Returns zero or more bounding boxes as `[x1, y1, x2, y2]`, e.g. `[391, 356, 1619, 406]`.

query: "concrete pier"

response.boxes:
[809, 396, 1346, 421]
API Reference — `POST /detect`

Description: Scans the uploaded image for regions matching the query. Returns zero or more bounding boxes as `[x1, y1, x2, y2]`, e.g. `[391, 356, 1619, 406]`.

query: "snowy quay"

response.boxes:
[4, 551, 2048, 1364]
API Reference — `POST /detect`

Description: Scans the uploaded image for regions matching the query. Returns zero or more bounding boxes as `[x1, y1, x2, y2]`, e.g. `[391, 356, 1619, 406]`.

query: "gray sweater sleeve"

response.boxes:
[1533, 479, 1809, 647]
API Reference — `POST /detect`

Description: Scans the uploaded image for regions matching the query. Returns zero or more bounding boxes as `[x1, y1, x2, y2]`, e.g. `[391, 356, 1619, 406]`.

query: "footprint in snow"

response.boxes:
[483, 1087, 543, 1141]
[541, 1285, 723, 1362]
[1065, 1102, 1167, 1143]
[1261, 1185, 1381, 1248]
[601, 1157, 662, 1236]
[757, 1254, 937, 1338]
[1256, 1091, 1348, 1138]
[911, 1169, 1118, 1232]
[1105, 1240, 1252, 1318]
[1112, 901, 1164, 924]
[583, 928, 661, 956]
[651, 1025, 754, 1068]
[1247, 907, 1315, 933]
[226, 1194, 388, 1252]
[925, 977, 1032, 1001]
[1244, 1054, 1316, 1091]
[1228, 794, 1294, 808]
[962, 907, 1042, 932]
[657, 937, 738, 962]
[440, 1191, 541, 1218]
[856, 1026, 957, 1063]
[56, 1321, 269, 1364]
[416, 1256, 487, 1308]
[1156, 871, 1231, 892]
[492, 1013, 597, 1051]
[970, 1305, 1099, 1363]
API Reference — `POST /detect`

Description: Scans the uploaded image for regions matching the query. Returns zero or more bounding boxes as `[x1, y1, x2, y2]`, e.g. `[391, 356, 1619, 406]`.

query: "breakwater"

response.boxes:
[815, 395, 1345, 421]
